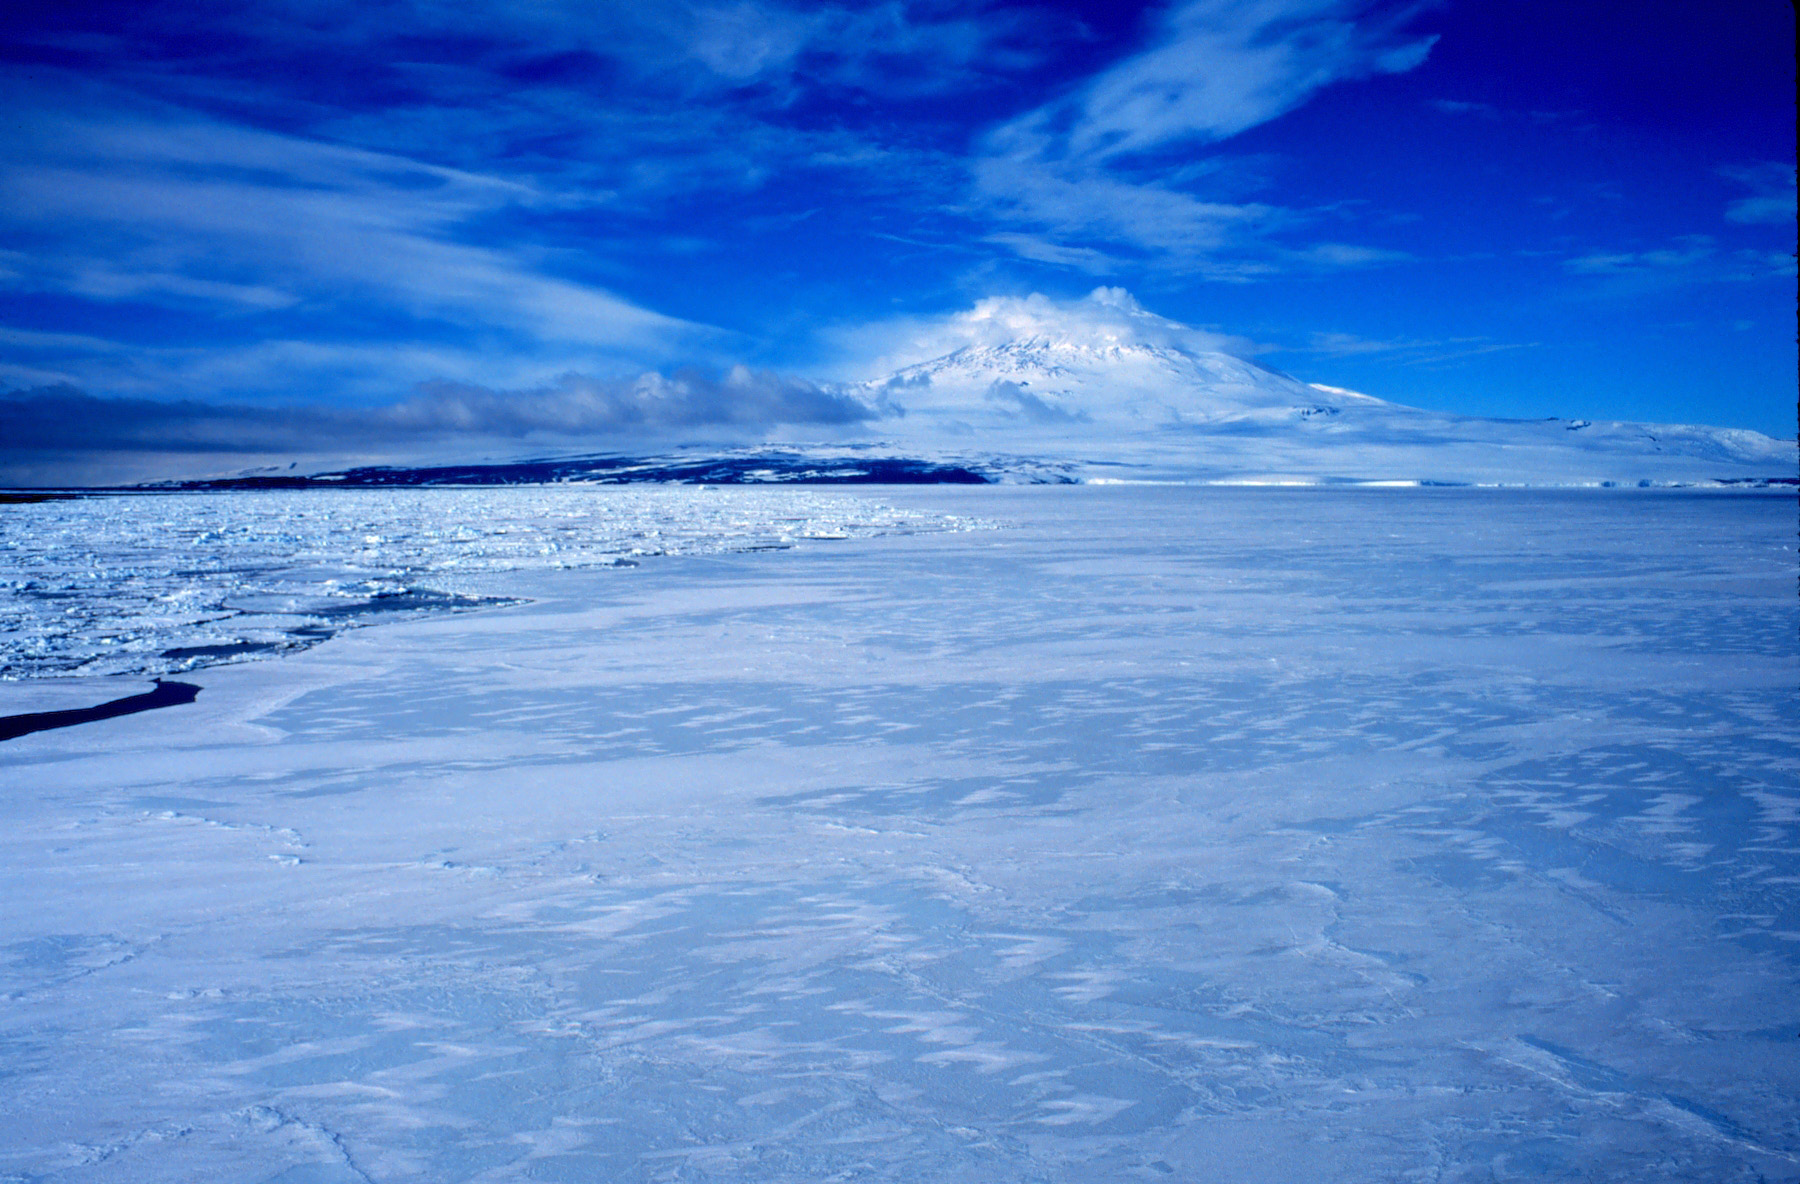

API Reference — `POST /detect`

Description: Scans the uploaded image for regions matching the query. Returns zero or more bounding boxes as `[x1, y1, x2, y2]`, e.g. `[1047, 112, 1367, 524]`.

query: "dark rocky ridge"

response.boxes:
[145, 453, 994, 491]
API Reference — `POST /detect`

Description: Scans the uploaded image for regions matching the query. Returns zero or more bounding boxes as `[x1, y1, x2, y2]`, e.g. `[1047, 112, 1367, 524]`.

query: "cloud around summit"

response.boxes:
[823, 288, 1266, 376]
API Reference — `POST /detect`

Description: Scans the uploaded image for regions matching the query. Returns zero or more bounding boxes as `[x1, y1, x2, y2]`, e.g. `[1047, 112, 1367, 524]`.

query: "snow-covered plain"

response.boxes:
[1, 485, 1797, 1182]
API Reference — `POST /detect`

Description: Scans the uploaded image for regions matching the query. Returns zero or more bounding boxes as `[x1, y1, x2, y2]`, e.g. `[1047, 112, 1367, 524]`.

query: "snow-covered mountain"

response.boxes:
[126, 292, 1791, 491]
[866, 336, 1374, 435]
[849, 335, 1790, 485]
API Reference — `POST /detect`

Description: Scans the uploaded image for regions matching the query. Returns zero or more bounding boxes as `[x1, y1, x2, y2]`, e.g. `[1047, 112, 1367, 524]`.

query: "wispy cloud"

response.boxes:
[678, 1, 1045, 97]
[1720, 162, 1797, 226]
[0, 96, 695, 354]
[395, 369, 877, 435]
[1429, 98, 1498, 119]
[1288, 330, 1533, 366]
[0, 4, 1065, 408]
[1562, 234, 1794, 297]
[1282, 242, 1413, 268]
[1052, 0, 1437, 162]
[6, 1, 1044, 207]
[1, 338, 575, 408]
[970, 0, 1435, 271]
[0, 367, 881, 483]
[971, 155, 1286, 273]
[1429, 98, 1582, 125]
[980, 233, 1118, 275]
[1563, 241, 1717, 277]
[984, 379, 1089, 424]
[25, 1, 1045, 109]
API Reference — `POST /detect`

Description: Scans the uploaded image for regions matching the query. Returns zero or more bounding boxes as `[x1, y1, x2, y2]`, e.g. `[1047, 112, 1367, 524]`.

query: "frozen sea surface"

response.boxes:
[0, 486, 979, 679]
[0, 486, 1796, 1182]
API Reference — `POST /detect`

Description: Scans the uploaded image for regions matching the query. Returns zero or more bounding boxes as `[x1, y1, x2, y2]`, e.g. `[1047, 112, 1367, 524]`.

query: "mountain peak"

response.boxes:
[870, 329, 1326, 429]
[842, 289, 1788, 485]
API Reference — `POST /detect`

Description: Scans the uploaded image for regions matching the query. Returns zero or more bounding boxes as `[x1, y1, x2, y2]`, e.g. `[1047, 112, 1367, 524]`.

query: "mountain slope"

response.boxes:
[854, 337, 1791, 486]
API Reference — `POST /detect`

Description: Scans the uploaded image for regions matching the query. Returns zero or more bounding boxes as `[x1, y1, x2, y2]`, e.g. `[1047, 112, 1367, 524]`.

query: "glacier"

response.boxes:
[1, 483, 1796, 1182]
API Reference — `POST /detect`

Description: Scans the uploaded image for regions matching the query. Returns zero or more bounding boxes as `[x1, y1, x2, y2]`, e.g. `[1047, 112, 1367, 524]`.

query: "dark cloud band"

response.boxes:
[0, 369, 878, 461]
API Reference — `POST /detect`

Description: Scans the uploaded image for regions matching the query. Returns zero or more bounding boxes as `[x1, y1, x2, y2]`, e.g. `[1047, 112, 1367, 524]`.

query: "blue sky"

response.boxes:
[0, 0, 1793, 471]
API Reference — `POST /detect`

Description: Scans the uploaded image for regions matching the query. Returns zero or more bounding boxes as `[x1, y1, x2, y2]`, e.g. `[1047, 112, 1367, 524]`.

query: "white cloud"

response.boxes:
[1057, 0, 1437, 162]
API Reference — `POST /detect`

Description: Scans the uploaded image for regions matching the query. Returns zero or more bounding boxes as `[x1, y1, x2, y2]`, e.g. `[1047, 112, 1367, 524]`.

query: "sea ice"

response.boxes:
[0, 486, 1795, 1182]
